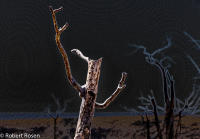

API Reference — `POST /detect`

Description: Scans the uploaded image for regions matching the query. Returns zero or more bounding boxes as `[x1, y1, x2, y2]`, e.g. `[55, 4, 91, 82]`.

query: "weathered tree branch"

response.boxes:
[95, 72, 127, 109]
[164, 71, 175, 139]
[71, 49, 90, 63]
[49, 6, 84, 94]
[154, 61, 170, 107]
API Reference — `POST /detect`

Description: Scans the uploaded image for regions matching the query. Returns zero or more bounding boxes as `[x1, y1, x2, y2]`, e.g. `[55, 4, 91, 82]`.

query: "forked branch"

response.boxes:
[49, 6, 83, 94]
[95, 72, 127, 109]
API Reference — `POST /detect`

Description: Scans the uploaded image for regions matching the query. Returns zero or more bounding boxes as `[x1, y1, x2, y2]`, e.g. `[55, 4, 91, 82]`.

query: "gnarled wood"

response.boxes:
[49, 6, 127, 139]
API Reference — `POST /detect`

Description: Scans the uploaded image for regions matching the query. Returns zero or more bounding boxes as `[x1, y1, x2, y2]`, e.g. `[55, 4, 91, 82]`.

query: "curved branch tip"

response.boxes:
[71, 49, 89, 62]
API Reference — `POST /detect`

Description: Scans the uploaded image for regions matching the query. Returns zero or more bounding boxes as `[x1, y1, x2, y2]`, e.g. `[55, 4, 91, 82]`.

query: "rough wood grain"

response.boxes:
[49, 6, 127, 139]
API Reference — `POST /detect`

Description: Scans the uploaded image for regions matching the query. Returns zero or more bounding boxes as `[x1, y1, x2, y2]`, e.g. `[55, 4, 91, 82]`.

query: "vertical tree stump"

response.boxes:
[74, 58, 102, 139]
[49, 6, 127, 139]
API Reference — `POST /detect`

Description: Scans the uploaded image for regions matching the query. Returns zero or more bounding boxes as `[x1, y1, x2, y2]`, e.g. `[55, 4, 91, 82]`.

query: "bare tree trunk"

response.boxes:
[165, 71, 175, 139]
[49, 6, 127, 139]
[47, 113, 58, 139]
[151, 98, 162, 139]
[54, 117, 57, 139]
[175, 111, 182, 139]
[145, 114, 150, 139]
[74, 59, 102, 138]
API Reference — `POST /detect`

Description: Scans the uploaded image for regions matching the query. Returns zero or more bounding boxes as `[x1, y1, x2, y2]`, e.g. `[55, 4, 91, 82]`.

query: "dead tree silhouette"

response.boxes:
[129, 37, 200, 138]
[44, 94, 68, 139]
[49, 6, 127, 139]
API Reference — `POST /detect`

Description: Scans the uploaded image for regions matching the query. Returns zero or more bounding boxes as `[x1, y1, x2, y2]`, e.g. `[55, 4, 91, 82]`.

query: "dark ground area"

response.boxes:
[0, 115, 200, 139]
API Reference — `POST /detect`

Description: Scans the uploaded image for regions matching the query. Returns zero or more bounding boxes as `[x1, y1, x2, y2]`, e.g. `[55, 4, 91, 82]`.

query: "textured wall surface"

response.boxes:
[0, 0, 200, 112]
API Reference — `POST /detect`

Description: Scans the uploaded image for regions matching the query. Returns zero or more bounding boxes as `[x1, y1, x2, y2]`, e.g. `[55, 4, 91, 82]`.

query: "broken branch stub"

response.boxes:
[49, 6, 127, 139]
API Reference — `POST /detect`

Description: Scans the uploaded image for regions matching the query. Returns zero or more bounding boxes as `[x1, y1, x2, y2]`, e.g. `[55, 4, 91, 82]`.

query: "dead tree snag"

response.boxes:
[49, 6, 127, 139]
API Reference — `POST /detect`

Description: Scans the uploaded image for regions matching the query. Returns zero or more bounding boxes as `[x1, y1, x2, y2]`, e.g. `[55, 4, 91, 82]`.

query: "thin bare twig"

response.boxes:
[49, 6, 84, 94]
[95, 72, 127, 109]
